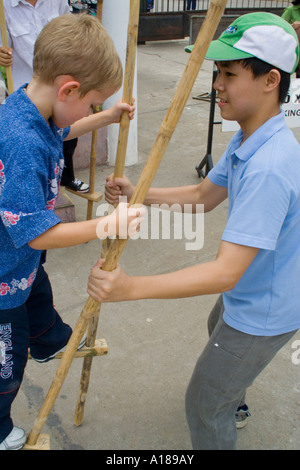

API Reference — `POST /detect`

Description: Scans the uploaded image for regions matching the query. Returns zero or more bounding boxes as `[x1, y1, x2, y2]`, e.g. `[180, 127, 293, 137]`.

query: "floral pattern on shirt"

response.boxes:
[0, 268, 37, 296]
[47, 159, 64, 210]
[0, 160, 5, 195]
[1, 211, 21, 227]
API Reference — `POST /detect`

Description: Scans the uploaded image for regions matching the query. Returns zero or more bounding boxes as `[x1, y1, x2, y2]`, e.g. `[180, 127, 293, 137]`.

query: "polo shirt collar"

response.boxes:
[234, 111, 286, 162]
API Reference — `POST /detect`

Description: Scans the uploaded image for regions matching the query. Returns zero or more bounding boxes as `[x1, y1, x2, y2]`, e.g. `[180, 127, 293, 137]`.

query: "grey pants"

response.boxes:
[185, 295, 297, 450]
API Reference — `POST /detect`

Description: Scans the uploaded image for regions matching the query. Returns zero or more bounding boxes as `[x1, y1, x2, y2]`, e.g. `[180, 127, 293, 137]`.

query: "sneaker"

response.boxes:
[0, 427, 26, 450]
[65, 178, 89, 193]
[235, 404, 251, 429]
[32, 335, 86, 363]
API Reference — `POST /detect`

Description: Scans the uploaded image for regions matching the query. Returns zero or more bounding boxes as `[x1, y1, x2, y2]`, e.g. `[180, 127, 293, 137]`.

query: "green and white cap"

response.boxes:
[185, 12, 299, 74]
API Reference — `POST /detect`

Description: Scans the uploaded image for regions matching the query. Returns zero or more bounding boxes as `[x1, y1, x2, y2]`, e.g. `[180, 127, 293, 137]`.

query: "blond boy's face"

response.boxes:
[52, 86, 117, 128]
[213, 60, 269, 128]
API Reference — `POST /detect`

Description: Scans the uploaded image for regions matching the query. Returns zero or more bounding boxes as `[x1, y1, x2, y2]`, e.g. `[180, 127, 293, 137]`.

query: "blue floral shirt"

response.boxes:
[0, 86, 70, 309]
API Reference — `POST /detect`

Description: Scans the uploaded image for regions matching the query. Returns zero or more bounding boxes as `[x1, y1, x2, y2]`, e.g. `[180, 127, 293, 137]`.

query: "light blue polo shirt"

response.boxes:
[208, 111, 300, 336]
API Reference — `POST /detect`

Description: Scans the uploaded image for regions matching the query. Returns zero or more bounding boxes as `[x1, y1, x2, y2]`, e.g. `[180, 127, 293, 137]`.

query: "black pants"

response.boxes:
[61, 138, 78, 186]
[0, 264, 71, 442]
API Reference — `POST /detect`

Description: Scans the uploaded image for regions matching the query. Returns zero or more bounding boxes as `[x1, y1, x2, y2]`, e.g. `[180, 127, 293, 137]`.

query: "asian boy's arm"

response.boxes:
[143, 176, 227, 212]
[87, 241, 259, 303]
[66, 98, 135, 140]
[105, 174, 228, 213]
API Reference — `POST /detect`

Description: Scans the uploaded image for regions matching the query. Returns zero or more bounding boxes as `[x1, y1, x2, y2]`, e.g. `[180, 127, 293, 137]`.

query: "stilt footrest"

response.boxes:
[65, 188, 103, 203]
[23, 434, 50, 450]
[28, 338, 108, 360]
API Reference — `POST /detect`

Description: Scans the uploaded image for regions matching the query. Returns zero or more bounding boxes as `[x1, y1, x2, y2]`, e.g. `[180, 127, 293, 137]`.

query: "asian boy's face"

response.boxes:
[52, 84, 116, 128]
[213, 60, 270, 129]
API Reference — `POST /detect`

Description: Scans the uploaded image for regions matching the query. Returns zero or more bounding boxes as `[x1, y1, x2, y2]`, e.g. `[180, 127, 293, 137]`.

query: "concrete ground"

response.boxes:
[14, 38, 300, 451]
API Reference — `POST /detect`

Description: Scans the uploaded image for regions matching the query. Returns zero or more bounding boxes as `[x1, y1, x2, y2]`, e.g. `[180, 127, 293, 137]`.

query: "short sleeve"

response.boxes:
[208, 151, 229, 188]
[0, 145, 61, 249]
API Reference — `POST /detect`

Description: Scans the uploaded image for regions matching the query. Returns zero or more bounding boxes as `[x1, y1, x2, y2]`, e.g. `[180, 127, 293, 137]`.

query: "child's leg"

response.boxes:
[61, 138, 77, 186]
[61, 138, 89, 193]
[27, 263, 72, 361]
[185, 314, 297, 450]
[0, 305, 29, 442]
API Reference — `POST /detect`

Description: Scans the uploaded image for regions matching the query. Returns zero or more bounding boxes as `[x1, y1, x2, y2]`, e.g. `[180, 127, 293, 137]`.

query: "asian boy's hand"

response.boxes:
[0, 47, 13, 67]
[96, 201, 145, 240]
[105, 174, 134, 205]
[87, 259, 130, 302]
[109, 97, 136, 123]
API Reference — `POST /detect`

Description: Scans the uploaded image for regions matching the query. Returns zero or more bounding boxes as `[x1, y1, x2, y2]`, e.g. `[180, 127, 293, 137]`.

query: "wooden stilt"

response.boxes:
[86, 2, 103, 220]
[74, 0, 141, 427]
[86, 107, 101, 220]
[25, 0, 228, 448]
[0, 0, 14, 94]
[65, 2, 104, 219]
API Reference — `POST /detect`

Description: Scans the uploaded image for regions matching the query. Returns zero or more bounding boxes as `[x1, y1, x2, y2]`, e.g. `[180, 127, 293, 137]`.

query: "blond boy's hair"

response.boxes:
[33, 14, 123, 96]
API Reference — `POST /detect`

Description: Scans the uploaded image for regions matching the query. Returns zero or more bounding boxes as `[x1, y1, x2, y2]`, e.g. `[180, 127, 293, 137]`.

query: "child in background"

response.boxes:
[282, 0, 300, 77]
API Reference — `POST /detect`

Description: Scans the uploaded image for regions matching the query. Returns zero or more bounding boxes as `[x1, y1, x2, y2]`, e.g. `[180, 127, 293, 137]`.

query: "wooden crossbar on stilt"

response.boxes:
[28, 338, 108, 361]
[25, 0, 229, 449]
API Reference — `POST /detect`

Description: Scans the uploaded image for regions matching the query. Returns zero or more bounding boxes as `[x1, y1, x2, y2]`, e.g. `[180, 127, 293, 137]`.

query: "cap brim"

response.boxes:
[185, 39, 254, 61]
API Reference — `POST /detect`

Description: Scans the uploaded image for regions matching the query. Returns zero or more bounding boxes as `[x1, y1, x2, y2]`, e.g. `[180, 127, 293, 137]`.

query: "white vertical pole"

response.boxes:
[102, 0, 138, 167]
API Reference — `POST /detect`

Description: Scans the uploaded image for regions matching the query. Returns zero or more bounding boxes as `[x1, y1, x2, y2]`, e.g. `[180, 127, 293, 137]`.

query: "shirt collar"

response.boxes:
[13, 86, 61, 148]
[11, 0, 42, 6]
[234, 111, 286, 162]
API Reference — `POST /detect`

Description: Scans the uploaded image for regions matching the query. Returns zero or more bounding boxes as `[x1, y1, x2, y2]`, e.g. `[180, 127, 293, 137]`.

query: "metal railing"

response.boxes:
[144, 0, 289, 12]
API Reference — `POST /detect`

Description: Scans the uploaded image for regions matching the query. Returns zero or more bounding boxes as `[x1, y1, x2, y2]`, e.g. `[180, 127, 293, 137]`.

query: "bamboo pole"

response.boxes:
[74, 0, 140, 426]
[86, 1, 104, 220]
[86, 109, 99, 220]
[0, 0, 14, 94]
[26, 0, 228, 446]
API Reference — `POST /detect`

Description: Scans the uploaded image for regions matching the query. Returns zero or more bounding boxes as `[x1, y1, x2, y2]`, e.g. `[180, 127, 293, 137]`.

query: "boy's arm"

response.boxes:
[87, 241, 259, 302]
[28, 218, 99, 250]
[106, 174, 228, 213]
[28, 203, 145, 250]
[66, 98, 135, 140]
